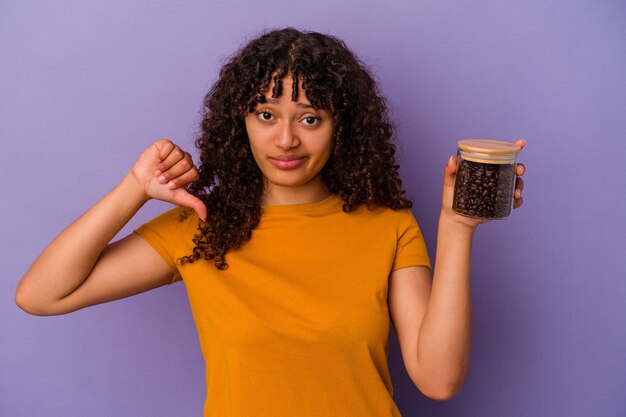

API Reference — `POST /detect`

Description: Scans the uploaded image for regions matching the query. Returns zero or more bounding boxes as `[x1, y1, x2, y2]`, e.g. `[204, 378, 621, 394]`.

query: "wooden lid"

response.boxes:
[457, 139, 522, 155]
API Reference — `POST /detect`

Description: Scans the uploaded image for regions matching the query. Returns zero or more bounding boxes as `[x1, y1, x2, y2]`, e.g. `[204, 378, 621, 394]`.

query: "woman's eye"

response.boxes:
[302, 116, 319, 126]
[257, 111, 273, 121]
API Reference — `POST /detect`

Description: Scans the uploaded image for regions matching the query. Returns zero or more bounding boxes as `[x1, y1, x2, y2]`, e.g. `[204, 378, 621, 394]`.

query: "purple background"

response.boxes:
[2, 1, 625, 416]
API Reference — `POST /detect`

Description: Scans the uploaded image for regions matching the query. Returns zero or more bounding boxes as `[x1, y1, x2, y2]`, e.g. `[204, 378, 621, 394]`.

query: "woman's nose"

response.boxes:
[275, 121, 300, 149]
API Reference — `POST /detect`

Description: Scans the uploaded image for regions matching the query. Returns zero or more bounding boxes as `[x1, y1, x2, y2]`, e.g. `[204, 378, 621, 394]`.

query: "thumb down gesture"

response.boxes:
[130, 139, 207, 221]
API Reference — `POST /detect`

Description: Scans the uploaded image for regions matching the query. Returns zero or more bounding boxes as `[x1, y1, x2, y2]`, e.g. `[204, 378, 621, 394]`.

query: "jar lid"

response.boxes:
[457, 139, 522, 155]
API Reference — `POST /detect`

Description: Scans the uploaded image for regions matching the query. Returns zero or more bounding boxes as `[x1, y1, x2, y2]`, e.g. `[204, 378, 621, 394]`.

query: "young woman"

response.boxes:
[16, 27, 526, 416]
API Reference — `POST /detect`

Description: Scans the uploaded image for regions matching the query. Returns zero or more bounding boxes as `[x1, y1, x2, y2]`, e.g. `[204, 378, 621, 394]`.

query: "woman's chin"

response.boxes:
[262, 170, 320, 189]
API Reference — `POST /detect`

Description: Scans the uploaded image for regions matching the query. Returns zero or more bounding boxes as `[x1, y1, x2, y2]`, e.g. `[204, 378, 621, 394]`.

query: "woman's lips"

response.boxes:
[269, 156, 307, 170]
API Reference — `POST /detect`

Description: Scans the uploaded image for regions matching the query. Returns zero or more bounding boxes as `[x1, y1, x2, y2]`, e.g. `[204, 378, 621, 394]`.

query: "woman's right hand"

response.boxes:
[130, 138, 207, 221]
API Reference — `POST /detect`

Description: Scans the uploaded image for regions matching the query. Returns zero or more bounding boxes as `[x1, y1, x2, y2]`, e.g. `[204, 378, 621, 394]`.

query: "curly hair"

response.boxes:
[178, 27, 413, 271]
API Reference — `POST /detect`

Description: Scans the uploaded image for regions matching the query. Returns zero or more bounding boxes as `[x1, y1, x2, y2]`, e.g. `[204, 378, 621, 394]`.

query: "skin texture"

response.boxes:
[244, 75, 334, 206]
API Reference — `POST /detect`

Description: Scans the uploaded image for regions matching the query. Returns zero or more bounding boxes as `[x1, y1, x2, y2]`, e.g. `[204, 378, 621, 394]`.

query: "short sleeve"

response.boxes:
[133, 206, 193, 284]
[392, 209, 432, 272]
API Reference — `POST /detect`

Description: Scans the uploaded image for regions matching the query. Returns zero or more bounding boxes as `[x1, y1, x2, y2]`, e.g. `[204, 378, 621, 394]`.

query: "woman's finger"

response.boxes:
[156, 145, 185, 172]
[514, 177, 525, 196]
[157, 151, 195, 184]
[516, 163, 526, 176]
[513, 195, 524, 209]
[170, 188, 208, 221]
[166, 166, 200, 189]
[152, 139, 176, 161]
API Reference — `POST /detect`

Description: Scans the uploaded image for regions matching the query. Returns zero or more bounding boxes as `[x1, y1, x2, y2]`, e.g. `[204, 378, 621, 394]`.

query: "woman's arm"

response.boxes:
[389, 140, 526, 400]
[389, 215, 474, 400]
[15, 139, 206, 316]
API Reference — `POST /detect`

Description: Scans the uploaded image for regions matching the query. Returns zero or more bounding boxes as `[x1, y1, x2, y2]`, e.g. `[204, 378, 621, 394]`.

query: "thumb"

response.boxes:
[443, 155, 457, 188]
[171, 189, 208, 222]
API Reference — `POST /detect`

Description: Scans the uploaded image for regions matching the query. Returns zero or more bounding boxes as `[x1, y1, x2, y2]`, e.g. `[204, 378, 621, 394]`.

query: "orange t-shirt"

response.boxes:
[133, 193, 431, 417]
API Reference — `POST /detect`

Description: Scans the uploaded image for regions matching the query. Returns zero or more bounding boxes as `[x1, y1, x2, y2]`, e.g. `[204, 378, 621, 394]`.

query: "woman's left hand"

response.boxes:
[440, 139, 526, 229]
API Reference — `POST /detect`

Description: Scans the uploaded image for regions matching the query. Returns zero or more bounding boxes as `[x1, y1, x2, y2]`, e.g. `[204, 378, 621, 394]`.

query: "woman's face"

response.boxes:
[244, 74, 334, 198]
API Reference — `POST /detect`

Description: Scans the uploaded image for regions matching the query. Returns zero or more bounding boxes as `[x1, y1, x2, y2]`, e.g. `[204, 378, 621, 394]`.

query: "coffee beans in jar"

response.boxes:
[452, 139, 522, 220]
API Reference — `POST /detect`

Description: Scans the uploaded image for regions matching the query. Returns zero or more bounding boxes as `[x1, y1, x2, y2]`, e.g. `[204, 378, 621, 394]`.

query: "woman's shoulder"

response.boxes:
[152, 205, 195, 222]
[343, 201, 417, 231]
[135, 205, 198, 235]
[348, 200, 413, 218]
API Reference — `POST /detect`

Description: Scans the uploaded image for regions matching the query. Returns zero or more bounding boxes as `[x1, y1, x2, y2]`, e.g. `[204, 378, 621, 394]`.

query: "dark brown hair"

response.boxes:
[179, 27, 413, 270]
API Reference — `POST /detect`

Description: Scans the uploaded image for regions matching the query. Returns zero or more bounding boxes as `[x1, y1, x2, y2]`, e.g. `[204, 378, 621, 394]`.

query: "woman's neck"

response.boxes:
[261, 181, 331, 206]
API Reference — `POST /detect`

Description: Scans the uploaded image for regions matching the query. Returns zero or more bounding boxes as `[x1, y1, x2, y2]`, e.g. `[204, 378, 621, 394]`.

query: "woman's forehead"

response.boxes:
[255, 72, 311, 105]
[249, 69, 332, 113]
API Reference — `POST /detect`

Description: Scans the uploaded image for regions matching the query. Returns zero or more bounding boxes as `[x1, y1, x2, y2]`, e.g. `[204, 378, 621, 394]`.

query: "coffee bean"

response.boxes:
[452, 159, 515, 219]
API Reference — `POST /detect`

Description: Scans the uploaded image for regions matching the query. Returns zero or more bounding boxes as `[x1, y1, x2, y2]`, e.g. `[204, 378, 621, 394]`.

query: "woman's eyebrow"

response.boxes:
[265, 97, 314, 109]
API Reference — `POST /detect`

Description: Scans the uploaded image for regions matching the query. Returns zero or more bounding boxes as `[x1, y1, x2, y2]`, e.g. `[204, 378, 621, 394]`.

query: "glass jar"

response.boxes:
[452, 139, 522, 220]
